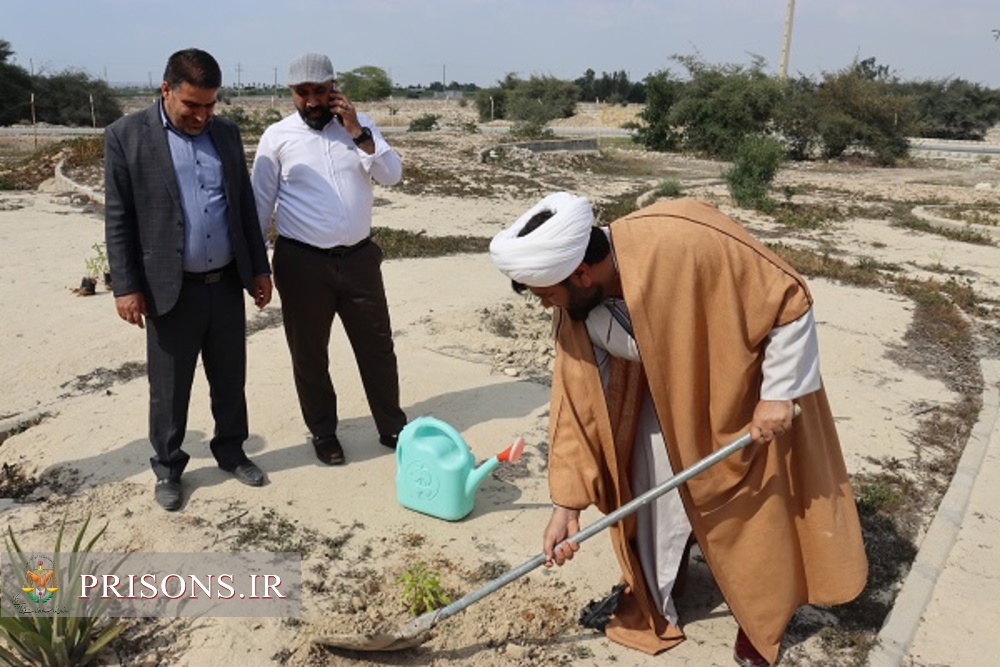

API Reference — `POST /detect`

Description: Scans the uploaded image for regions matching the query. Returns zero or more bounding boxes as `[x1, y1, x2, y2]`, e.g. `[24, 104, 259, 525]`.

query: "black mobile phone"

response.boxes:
[332, 84, 344, 124]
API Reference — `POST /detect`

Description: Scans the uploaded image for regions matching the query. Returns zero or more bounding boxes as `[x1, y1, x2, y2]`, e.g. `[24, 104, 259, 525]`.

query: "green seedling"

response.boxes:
[396, 562, 450, 616]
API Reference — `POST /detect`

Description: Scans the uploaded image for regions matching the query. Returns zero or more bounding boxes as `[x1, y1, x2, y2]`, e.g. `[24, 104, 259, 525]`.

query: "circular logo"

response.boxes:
[405, 461, 440, 500]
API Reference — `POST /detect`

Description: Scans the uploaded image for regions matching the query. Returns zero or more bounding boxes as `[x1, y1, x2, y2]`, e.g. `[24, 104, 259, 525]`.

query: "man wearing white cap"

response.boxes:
[253, 53, 406, 466]
[490, 194, 867, 666]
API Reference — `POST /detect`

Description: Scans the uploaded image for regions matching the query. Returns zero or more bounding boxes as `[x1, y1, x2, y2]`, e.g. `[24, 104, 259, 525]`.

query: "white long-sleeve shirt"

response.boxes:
[586, 301, 821, 401]
[251, 112, 402, 248]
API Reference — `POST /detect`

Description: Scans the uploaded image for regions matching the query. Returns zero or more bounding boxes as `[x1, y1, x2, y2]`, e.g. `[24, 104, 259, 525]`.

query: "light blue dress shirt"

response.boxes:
[160, 103, 234, 273]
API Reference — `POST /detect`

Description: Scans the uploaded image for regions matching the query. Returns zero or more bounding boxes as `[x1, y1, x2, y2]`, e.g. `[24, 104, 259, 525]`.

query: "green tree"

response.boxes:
[812, 58, 915, 164]
[595, 70, 644, 104]
[505, 75, 579, 125]
[0, 38, 33, 126]
[575, 68, 596, 101]
[575, 68, 644, 104]
[628, 69, 684, 151]
[31, 71, 122, 127]
[772, 75, 824, 160]
[902, 78, 1000, 140]
[338, 66, 392, 101]
[474, 73, 522, 122]
[667, 55, 784, 159]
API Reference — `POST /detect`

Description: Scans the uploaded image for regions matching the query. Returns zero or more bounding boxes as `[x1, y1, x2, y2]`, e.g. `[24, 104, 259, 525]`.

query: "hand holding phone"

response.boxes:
[330, 85, 345, 125]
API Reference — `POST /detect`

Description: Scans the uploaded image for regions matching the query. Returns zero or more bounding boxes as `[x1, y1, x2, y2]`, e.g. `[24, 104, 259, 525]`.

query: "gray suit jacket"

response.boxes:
[104, 102, 270, 316]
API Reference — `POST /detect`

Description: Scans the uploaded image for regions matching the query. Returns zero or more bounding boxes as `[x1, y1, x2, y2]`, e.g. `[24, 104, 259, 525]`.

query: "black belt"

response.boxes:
[183, 263, 232, 284]
[279, 235, 371, 257]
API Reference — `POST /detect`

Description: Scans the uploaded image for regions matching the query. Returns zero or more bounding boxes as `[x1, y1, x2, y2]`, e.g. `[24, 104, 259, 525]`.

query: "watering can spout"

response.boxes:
[465, 459, 498, 498]
[466, 436, 526, 498]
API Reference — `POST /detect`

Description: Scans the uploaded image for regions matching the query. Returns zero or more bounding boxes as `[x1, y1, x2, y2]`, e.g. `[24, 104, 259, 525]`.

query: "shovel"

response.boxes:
[315, 410, 797, 652]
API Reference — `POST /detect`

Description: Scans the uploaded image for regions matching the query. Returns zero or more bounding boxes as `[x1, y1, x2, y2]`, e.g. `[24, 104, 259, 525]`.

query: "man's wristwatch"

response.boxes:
[353, 126, 373, 146]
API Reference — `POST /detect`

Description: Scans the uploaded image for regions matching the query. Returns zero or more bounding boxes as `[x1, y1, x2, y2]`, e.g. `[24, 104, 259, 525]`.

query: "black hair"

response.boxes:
[510, 208, 610, 294]
[163, 48, 222, 90]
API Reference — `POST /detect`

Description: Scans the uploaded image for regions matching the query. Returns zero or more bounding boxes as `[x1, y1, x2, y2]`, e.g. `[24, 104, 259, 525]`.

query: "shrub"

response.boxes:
[653, 180, 684, 198]
[509, 121, 554, 139]
[62, 137, 104, 169]
[475, 74, 578, 125]
[216, 106, 283, 141]
[407, 114, 439, 132]
[724, 134, 786, 209]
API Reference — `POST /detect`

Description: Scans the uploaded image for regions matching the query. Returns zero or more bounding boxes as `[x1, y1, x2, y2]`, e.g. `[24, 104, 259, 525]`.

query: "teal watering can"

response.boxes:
[395, 416, 525, 521]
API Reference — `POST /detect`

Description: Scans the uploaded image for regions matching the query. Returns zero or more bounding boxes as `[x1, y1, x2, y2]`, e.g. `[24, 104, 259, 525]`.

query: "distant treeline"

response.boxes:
[4, 36, 1000, 158]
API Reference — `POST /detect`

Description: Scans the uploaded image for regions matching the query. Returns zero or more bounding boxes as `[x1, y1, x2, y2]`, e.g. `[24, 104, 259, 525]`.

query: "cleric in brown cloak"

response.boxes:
[489, 193, 867, 667]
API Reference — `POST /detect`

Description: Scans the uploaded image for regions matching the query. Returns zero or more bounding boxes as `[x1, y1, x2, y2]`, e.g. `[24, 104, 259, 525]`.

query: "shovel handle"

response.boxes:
[575, 403, 801, 545]
[408, 404, 800, 634]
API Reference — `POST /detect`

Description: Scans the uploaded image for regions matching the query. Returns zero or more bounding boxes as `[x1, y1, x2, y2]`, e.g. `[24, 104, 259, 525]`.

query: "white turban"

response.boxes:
[489, 192, 594, 287]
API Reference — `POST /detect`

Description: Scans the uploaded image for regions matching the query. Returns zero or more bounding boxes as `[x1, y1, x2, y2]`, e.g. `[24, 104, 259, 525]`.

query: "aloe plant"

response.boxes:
[0, 515, 125, 667]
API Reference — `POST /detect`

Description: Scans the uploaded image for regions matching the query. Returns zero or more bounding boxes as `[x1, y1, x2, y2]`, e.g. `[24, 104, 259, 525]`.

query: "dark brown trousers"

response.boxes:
[273, 236, 406, 441]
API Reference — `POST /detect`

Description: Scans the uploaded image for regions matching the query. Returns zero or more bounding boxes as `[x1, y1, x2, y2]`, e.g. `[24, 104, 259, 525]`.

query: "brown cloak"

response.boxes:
[547, 199, 867, 663]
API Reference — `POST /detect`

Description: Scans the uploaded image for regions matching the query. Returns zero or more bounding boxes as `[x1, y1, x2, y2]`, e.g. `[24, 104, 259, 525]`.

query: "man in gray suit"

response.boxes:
[105, 48, 273, 511]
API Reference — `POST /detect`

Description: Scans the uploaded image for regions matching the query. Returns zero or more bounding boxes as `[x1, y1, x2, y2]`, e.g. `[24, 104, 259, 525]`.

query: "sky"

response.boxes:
[3, 0, 1000, 90]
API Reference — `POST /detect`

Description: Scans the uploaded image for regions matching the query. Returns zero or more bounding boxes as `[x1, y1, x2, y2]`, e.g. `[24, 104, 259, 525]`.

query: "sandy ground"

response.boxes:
[2, 108, 1000, 666]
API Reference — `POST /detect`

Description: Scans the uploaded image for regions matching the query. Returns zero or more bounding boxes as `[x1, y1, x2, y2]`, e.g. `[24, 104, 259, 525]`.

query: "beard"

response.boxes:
[298, 105, 334, 130]
[565, 282, 605, 321]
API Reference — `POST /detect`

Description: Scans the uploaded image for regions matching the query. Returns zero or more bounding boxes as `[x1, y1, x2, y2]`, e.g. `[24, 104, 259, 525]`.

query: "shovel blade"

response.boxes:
[313, 612, 438, 652]
[313, 629, 432, 652]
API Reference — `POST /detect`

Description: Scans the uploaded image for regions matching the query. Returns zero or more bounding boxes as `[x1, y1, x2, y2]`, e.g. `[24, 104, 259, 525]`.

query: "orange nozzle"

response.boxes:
[497, 436, 525, 463]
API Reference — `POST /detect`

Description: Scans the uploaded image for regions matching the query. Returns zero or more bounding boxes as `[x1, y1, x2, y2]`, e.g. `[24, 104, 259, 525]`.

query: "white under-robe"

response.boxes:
[583, 296, 820, 625]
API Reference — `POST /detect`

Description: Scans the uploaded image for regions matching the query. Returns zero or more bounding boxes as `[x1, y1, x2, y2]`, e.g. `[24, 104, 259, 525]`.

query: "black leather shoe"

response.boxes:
[379, 433, 398, 449]
[734, 627, 770, 667]
[312, 434, 345, 465]
[154, 479, 182, 511]
[228, 461, 265, 487]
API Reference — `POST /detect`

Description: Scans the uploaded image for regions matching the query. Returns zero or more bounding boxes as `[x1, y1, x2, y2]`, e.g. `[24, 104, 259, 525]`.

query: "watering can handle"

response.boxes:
[413, 417, 466, 447]
[396, 417, 469, 467]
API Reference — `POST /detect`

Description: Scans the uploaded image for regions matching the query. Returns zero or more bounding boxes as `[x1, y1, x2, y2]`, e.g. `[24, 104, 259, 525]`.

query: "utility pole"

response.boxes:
[236, 61, 243, 96]
[30, 92, 37, 149]
[778, 0, 796, 80]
